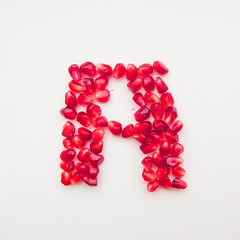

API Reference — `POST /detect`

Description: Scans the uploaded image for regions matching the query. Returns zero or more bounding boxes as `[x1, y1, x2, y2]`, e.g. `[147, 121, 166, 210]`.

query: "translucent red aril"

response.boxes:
[133, 133, 147, 143]
[164, 107, 177, 125]
[80, 61, 96, 77]
[71, 172, 81, 184]
[160, 92, 174, 107]
[61, 171, 72, 186]
[89, 153, 104, 165]
[78, 127, 92, 141]
[140, 142, 158, 154]
[76, 162, 89, 175]
[86, 103, 101, 120]
[65, 91, 77, 108]
[92, 116, 108, 128]
[150, 103, 164, 120]
[133, 92, 146, 107]
[166, 156, 183, 167]
[122, 124, 134, 138]
[171, 143, 184, 157]
[90, 140, 103, 154]
[172, 166, 186, 178]
[113, 63, 126, 79]
[63, 138, 74, 149]
[68, 64, 81, 82]
[159, 177, 172, 189]
[92, 128, 105, 141]
[126, 63, 137, 81]
[62, 121, 75, 138]
[142, 157, 153, 171]
[72, 135, 86, 148]
[153, 61, 169, 75]
[77, 93, 93, 105]
[83, 78, 95, 95]
[95, 76, 108, 90]
[96, 63, 112, 76]
[68, 80, 83, 93]
[165, 131, 179, 143]
[127, 76, 142, 93]
[95, 90, 110, 103]
[169, 120, 183, 134]
[144, 92, 160, 104]
[60, 107, 77, 120]
[108, 121, 122, 136]
[153, 120, 168, 132]
[172, 178, 187, 189]
[134, 106, 150, 122]
[148, 131, 163, 143]
[77, 148, 90, 163]
[82, 176, 97, 186]
[137, 63, 153, 76]
[88, 164, 99, 178]
[155, 77, 168, 93]
[142, 76, 155, 92]
[142, 169, 157, 182]
[147, 181, 160, 192]
[77, 112, 92, 127]
[60, 149, 76, 162]
[135, 121, 152, 135]
[152, 152, 165, 167]
[159, 140, 171, 156]
[60, 161, 75, 172]
[156, 166, 170, 178]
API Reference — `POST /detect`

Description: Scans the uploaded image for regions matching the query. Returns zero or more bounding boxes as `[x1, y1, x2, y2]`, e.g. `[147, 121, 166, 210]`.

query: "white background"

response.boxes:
[0, 0, 240, 239]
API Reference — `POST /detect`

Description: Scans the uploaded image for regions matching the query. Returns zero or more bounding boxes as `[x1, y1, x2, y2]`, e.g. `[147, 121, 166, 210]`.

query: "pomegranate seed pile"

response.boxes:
[60, 61, 187, 192]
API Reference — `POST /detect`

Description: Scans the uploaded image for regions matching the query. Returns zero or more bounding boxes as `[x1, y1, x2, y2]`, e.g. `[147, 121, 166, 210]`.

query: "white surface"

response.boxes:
[0, 0, 240, 239]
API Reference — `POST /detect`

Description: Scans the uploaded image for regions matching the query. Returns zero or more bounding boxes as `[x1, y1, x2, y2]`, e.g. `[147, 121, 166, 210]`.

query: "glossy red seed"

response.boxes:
[89, 153, 104, 165]
[77, 148, 90, 163]
[92, 128, 105, 142]
[127, 76, 142, 93]
[60, 161, 75, 172]
[164, 107, 178, 125]
[153, 120, 168, 132]
[142, 169, 157, 182]
[83, 78, 95, 95]
[62, 121, 75, 138]
[68, 80, 83, 93]
[77, 93, 93, 105]
[60, 149, 76, 162]
[148, 130, 164, 144]
[135, 121, 152, 135]
[90, 140, 103, 154]
[159, 140, 171, 156]
[133, 92, 146, 107]
[142, 76, 155, 92]
[152, 152, 165, 167]
[172, 166, 186, 178]
[160, 92, 174, 107]
[144, 92, 160, 104]
[95, 76, 108, 90]
[133, 133, 147, 143]
[68, 64, 81, 82]
[86, 103, 101, 120]
[60, 107, 77, 120]
[126, 63, 137, 81]
[134, 106, 150, 122]
[63, 138, 74, 149]
[92, 116, 108, 128]
[150, 103, 164, 120]
[142, 157, 153, 171]
[113, 63, 126, 79]
[122, 124, 135, 138]
[155, 77, 168, 93]
[159, 177, 172, 189]
[96, 63, 112, 76]
[172, 178, 187, 189]
[78, 127, 92, 141]
[169, 120, 183, 134]
[166, 157, 183, 167]
[171, 143, 184, 157]
[140, 142, 158, 154]
[61, 171, 72, 186]
[82, 176, 97, 186]
[65, 91, 77, 108]
[156, 167, 170, 178]
[153, 61, 169, 75]
[165, 131, 179, 143]
[76, 162, 89, 175]
[71, 172, 81, 184]
[72, 135, 86, 148]
[77, 112, 92, 127]
[108, 121, 122, 136]
[94, 90, 110, 102]
[137, 63, 153, 76]
[80, 61, 96, 77]
[88, 164, 99, 178]
[147, 181, 160, 192]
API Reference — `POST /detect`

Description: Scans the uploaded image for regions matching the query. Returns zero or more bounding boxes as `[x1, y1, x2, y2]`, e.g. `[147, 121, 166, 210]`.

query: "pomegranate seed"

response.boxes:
[164, 107, 178, 125]
[96, 63, 112, 76]
[94, 89, 110, 103]
[166, 156, 183, 167]
[133, 92, 146, 107]
[142, 169, 157, 182]
[68, 64, 81, 82]
[86, 103, 101, 120]
[165, 131, 179, 143]
[142, 76, 155, 92]
[122, 124, 134, 138]
[144, 92, 160, 104]
[137, 63, 153, 76]
[68, 80, 83, 93]
[95, 76, 108, 90]
[159, 177, 172, 189]
[160, 92, 174, 107]
[152, 152, 165, 167]
[83, 78, 95, 95]
[148, 130, 163, 143]
[140, 142, 158, 154]
[80, 61, 96, 77]
[155, 77, 168, 93]
[62, 121, 75, 138]
[142, 157, 153, 171]
[61, 171, 72, 186]
[82, 176, 97, 186]
[77, 148, 90, 163]
[153, 61, 169, 75]
[72, 135, 86, 148]
[92, 128, 105, 141]
[153, 120, 168, 132]
[126, 63, 137, 81]
[63, 138, 74, 149]
[133, 133, 147, 143]
[172, 166, 186, 178]
[108, 121, 122, 136]
[113, 63, 126, 79]
[60, 161, 75, 172]
[127, 76, 142, 93]
[89, 153, 104, 165]
[156, 167, 170, 178]
[171, 143, 184, 157]
[65, 91, 77, 108]
[169, 120, 183, 134]
[159, 140, 171, 156]
[90, 140, 103, 154]
[135, 121, 152, 135]
[76, 162, 89, 176]
[60, 149, 76, 162]
[88, 164, 99, 178]
[134, 106, 150, 122]
[78, 127, 92, 141]
[147, 181, 160, 192]
[150, 103, 164, 120]
[77, 93, 93, 105]
[172, 178, 187, 189]
[77, 112, 92, 127]
[92, 116, 108, 128]
[60, 107, 77, 120]
[71, 172, 81, 184]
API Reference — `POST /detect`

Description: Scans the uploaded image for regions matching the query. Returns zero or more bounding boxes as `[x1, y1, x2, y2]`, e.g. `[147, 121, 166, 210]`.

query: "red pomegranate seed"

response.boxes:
[172, 166, 186, 178]
[142, 169, 157, 182]
[65, 91, 77, 108]
[77, 147, 90, 163]
[134, 106, 150, 122]
[122, 124, 134, 138]
[83, 78, 95, 95]
[76, 162, 89, 176]
[155, 77, 168, 93]
[94, 89, 110, 103]
[152, 152, 165, 167]
[153, 120, 168, 132]
[95, 76, 109, 90]
[153, 61, 169, 75]
[148, 130, 164, 143]
[159, 140, 171, 156]
[68, 80, 83, 93]
[63, 138, 74, 149]
[156, 166, 170, 178]
[171, 143, 184, 157]
[80, 61, 96, 77]
[127, 76, 142, 93]
[140, 142, 158, 154]
[159, 177, 172, 189]
[77, 112, 92, 127]
[133, 92, 146, 107]
[92, 128, 105, 141]
[92, 116, 108, 128]
[78, 127, 92, 141]
[172, 178, 187, 189]
[113, 63, 126, 79]
[165, 131, 179, 143]
[88, 164, 99, 178]
[77, 93, 93, 105]
[133, 133, 147, 143]
[142, 76, 155, 92]
[135, 121, 152, 135]
[60, 107, 77, 120]
[60, 149, 76, 162]
[68, 64, 81, 82]
[108, 121, 122, 136]
[126, 63, 137, 81]
[144, 92, 160, 104]
[86, 103, 101, 120]
[164, 107, 178, 125]
[150, 103, 164, 120]
[61, 171, 72, 186]
[96, 63, 112, 76]
[89, 153, 104, 165]
[72, 135, 86, 148]
[137, 63, 153, 76]
[169, 120, 183, 134]
[71, 172, 81, 184]
[166, 156, 183, 167]
[90, 140, 103, 154]
[62, 121, 75, 138]
[82, 176, 97, 186]
[60, 161, 75, 172]
[147, 181, 160, 192]
[142, 157, 153, 171]
[160, 92, 174, 107]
